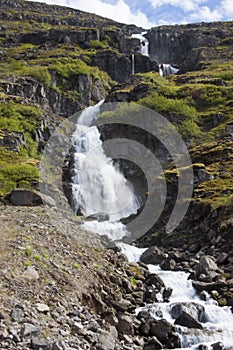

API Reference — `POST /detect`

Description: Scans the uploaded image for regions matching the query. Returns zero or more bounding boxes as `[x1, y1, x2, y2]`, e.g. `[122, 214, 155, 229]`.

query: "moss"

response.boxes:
[63, 90, 81, 102]
[0, 148, 39, 197]
[90, 40, 108, 49]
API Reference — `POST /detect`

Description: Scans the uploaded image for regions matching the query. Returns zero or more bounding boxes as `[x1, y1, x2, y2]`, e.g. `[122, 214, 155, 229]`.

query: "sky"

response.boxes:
[29, 0, 233, 28]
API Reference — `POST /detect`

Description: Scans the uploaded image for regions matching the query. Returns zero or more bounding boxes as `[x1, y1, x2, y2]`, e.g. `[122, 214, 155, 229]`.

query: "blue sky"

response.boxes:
[29, 0, 233, 28]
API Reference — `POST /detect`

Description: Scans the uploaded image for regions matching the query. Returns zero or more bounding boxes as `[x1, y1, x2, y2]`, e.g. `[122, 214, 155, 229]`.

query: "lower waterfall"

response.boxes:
[71, 101, 140, 240]
[119, 243, 233, 350]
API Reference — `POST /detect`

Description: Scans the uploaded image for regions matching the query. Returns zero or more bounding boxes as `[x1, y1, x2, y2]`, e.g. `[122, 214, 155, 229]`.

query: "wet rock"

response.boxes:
[192, 280, 227, 293]
[144, 287, 158, 303]
[10, 189, 43, 206]
[163, 287, 173, 301]
[140, 247, 166, 265]
[143, 336, 163, 350]
[160, 258, 176, 271]
[150, 319, 173, 342]
[174, 311, 203, 329]
[211, 341, 224, 350]
[138, 320, 151, 337]
[145, 273, 165, 289]
[170, 302, 205, 322]
[86, 212, 110, 222]
[199, 345, 208, 350]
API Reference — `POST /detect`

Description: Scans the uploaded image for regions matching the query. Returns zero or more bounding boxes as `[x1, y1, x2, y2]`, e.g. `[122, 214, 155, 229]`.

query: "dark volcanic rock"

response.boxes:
[174, 311, 203, 329]
[140, 246, 167, 265]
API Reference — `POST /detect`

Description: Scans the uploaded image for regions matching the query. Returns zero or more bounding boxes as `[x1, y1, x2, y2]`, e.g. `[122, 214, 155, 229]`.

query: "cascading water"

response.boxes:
[132, 53, 135, 75]
[131, 32, 149, 57]
[119, 243, 233, 349]
[71, 102, 233, 348]
[71, 101, 140, 240]
[159, 63, 179, 77]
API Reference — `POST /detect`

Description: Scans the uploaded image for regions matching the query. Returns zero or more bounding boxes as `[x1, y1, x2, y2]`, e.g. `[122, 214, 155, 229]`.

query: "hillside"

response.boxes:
[0, 0, 233, 349]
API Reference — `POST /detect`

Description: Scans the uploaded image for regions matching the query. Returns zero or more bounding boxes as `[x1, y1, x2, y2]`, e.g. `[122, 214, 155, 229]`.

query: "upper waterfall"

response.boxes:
[131, 32, 149, 57]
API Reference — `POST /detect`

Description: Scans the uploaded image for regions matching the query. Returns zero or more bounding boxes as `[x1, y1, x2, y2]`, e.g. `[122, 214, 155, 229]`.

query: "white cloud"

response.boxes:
[28, 0, 155, 28]
[187, 5, 223, 22]
[149, 0, 207, 13]
[219, 0, 233, 17]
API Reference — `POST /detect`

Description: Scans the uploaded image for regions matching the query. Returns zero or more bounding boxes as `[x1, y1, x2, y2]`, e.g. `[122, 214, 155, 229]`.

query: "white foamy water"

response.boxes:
[71, 102, 140, 240]
[131, 32, 149, 57]
[120, 243, 233, 349]
[159, 63, 179, 77]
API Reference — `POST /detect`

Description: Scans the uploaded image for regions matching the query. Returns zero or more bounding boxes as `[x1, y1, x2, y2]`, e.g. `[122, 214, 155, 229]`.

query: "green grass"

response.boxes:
[90, 40, 108, 49]
[0, 147, 39, 197]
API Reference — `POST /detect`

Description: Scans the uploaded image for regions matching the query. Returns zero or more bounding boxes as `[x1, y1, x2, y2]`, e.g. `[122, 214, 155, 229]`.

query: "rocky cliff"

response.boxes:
[146, 21, 233, 71]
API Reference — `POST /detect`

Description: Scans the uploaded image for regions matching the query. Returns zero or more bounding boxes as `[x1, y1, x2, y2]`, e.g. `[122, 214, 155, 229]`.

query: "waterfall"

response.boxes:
[131, 53, 135, 75]
[71, 101, 140, 240]
[119, 243, 233, 349]
[159, 63, 179, 77]
[131, 32, 149, 57]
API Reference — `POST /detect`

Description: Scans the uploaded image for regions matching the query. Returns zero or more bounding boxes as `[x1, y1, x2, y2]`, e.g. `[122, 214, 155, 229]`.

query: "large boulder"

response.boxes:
[9, 189, 43, 206]
[170, 302, 206, 322]
[140, 247, 167, 265]
[174, 311, 203, 329]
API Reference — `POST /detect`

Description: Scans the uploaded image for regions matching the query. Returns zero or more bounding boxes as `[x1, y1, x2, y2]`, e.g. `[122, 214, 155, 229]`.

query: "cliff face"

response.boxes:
[146, 21, 233, 71]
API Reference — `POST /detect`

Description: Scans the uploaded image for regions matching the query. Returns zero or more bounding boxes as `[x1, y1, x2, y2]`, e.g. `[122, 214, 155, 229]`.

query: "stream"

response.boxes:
[71, 103, 233, 349]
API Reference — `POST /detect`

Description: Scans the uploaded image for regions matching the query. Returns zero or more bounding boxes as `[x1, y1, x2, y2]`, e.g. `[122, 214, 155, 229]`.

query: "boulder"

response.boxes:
[140, 247, 166, 265]
[10, 189, 43, 206]
[143, 337, 163, 350]
[174, 311, 203, 329]
[31, 338, 52, 350]
[23, 266, 40, 281]
[20, 323, 41, 337]
[36, 303, 50, 313]
[160, 258, 176, 271]
[195, 256, 219, 277]
[211, 342, 224, 350]
[217, 252, 229, 265]
[170, 302, 205, 322]
[162, 287, 173, 301]
[145, 273, 165, 289]
[86, 212, 110, 222]
[95, 330, 115, 350]
[117, 314, 134, 335]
